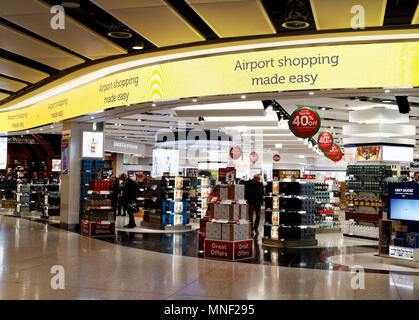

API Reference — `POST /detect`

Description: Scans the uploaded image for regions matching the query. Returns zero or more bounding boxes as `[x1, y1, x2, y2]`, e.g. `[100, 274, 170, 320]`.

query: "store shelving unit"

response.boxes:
[263, 181, 317, 248]
[141, 176, 193, 231]
[315, 182, 342, 233]
[343, 165, 397, 240]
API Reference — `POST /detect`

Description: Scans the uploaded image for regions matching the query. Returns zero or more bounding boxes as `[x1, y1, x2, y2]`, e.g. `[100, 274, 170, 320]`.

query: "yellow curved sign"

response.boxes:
[1, 41, 418, 132]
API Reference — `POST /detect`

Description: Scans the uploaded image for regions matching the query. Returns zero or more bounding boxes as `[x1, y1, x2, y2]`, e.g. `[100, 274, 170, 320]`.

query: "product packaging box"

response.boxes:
[206, 222, 222, 240]
[221, 223, 251, 241]
[396, 230, 407, 240]
[394, 238, 405, 247]
[227, 184, 245, 200]
[210, 203, 248, 221]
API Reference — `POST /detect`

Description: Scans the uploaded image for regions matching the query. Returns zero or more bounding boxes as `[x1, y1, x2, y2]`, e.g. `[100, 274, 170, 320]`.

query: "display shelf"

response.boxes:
[263, 181, 317, 246]
[262, 238, 318, 248]
[343, 234, 379, 241]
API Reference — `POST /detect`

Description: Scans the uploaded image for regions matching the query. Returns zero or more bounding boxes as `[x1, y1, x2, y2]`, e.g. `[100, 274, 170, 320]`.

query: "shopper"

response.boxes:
[120, 173, 138, 228]
[110, 175, 119, 220]
[116, 174, 126, 216]
[414, 172, 419, 183]
[245, 174, 264, 235]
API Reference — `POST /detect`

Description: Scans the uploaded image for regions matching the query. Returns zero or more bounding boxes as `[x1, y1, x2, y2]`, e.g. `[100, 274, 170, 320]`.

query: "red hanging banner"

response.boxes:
[317, 131, 334, 152]
[331, 150, 344, 162]
[250, 151, 258, 163]
[229, 146, 241, 159]
[288, 107, 321, 138]
[324, 143, 341, 159]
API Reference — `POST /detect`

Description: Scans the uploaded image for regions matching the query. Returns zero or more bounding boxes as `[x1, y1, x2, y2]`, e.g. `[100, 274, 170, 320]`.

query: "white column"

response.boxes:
[60, 121, 100, 226]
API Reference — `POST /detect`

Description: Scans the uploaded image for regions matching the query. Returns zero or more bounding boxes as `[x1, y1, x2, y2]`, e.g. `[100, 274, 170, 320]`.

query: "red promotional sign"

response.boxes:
[204, 239, 234, 260]
[204, 239, 253, 261]
[324, 143, 341, 159]
[233, 240, 253, 260]
[289, 107, 321, 138]
[317, 131, 334, 152]
[250, 151, 258, 163]
[331, 150, 344, 162]
[273, 154, 281, 162]
[303, 174, 316, 179]
[229, 146, 241, 159]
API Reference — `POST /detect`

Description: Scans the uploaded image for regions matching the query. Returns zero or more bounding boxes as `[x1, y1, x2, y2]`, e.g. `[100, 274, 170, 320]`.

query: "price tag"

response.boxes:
[289, 107, 321, 138]
[317, 131, 334, 152]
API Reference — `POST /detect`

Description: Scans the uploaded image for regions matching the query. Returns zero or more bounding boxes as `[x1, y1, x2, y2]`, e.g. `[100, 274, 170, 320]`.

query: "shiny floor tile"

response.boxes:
[0, 216, 417, 300]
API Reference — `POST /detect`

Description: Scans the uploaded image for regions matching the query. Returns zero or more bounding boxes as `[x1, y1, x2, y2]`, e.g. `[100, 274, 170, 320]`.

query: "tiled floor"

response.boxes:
[0, 215, 418, 299]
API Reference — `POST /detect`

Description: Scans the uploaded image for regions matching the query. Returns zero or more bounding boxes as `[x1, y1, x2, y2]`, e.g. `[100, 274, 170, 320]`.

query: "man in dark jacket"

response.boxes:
[245, 174, 264, 235]
[120, 173, 138, 228]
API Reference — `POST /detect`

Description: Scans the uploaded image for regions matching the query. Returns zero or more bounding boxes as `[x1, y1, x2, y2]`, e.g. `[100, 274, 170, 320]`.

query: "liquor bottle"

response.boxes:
[90, 138, 96, 153]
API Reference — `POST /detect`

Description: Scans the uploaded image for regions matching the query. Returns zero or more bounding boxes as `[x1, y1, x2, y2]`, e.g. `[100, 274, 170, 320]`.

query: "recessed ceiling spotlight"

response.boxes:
[40, 128, 43, 131]
[61, 0, 80, 8]
[132, 38, 144, 50]
[137, 119, 141, 122]
[309, 92, 314, 95]
[192, 98, 198, 102]
[321, 107, 326, 111]
[152, 103, 156, 107]
[26, 130, 29, 134]
[50, 125, 54, 129]
[384, 89, 390, 93]
[281, 0, 310, 29]
[107, 31, 132, 39]
[330, 126, 334, 129]
[382, 99, 393, 103]
[241, 95, 246, 99]
[90, 116, 95, 120]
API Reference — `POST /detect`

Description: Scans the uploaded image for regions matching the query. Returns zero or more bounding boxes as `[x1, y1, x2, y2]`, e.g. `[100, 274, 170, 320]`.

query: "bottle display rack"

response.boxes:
[344, 164, 398, 240]
[262, 181, 317, 248]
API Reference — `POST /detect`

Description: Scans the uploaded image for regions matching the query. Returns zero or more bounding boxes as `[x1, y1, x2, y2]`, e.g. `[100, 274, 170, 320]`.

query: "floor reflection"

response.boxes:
[101, 229, 379, 272]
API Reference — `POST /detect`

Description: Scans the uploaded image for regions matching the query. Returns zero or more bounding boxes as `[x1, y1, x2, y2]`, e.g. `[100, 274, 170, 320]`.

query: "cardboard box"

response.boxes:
[227, 184, 245, 200]
[206, 222, 222, 240]
[210, 203, 248, 221]
[221, 223, 252, 241]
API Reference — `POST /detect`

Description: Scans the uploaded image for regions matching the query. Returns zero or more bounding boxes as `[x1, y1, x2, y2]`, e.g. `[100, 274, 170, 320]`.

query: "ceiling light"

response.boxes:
[107, 31, 132, 39]
[50, 126, 54, 129]
[90, 116, 95, 120]
[297, 155, 305, 158]
[132, 38, 144, 50]
[384, 89, 390, 93]
[275, 144, 283, 149]
[40, 128, 43, 131]
[309, 92, 314, 95]
[241, 95, 246, 99]
[137, 119, 141, 122]
[330, 126, 334, 129]
[281, 0, 310, 29]
[152, 103, 156, 107]
[192, 98, 198, 102]
[321, 107, 326, 111]
[382, 100, 393, 103]
[61, 1, 80, 8]
[26, 130, 29, 134]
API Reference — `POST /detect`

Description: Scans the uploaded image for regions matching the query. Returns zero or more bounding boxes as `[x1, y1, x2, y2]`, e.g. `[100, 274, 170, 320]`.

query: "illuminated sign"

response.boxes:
[1, 41, 419, 132]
